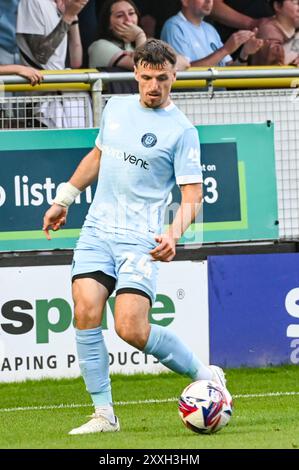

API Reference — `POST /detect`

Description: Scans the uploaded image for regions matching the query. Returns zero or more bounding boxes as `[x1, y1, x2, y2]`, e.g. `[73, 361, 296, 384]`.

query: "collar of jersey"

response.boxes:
[138, 99, 175, 112]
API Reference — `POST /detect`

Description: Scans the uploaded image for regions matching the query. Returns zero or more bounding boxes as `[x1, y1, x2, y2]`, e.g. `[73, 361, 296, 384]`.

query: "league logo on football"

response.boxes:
[141, 133, 157, 148]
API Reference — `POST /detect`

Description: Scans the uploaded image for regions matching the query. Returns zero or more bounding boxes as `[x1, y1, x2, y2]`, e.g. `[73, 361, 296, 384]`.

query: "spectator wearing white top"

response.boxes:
[16, 0, 92, 129]
[16, 0, 89, 70]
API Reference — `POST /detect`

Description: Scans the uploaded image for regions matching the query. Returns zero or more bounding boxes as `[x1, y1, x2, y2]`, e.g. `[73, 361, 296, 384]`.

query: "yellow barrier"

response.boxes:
[2, 66, 299, 92]
[172, 65, 299, 89]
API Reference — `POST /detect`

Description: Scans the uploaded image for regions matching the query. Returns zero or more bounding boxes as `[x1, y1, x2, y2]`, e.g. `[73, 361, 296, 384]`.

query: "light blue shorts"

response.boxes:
[72, 226, 159, 305]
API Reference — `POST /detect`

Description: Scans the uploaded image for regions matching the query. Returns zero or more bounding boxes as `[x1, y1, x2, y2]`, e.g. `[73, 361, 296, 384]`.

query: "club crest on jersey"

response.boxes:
[141, 133, 157, 148]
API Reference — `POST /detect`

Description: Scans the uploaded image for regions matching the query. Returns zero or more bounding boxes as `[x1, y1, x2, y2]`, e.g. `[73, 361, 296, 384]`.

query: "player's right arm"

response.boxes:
[68, 146, 101, 191]
[43, 146, 101, 240]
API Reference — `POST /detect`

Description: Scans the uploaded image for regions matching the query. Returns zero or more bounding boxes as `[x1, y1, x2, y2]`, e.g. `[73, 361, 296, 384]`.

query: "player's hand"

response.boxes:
[150, 234, 176, 262]
[43, 204, 68, 240]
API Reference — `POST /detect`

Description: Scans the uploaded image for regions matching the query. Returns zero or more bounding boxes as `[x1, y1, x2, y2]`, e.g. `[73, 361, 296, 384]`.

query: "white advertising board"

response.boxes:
[0, 261, 209, 382]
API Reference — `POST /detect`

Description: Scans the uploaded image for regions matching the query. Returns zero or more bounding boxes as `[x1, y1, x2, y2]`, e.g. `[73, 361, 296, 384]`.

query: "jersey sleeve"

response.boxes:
[174, 127, 202, 185]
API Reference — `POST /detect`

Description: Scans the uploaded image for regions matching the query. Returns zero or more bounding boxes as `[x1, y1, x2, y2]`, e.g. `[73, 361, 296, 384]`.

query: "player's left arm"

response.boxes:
[150, 183, 202, 262]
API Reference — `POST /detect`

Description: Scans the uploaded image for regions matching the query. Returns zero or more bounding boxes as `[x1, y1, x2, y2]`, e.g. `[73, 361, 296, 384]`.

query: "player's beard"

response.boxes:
[143, 93, 164, 109]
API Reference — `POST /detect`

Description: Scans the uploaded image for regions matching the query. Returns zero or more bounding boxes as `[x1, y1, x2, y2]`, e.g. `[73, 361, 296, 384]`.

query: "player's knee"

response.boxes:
[115, 320, 148, 349]
[74, 300, 101, 329]
[115, 321, 133, 343]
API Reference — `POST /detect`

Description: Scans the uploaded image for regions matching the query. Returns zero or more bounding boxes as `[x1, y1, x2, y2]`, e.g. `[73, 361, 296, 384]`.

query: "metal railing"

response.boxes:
[2, 66, 299, 127]
[2, 66, 299, 85]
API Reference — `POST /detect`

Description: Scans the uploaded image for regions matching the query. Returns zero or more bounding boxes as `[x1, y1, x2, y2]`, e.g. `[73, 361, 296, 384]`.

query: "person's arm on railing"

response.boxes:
[0, 64, 42, 85]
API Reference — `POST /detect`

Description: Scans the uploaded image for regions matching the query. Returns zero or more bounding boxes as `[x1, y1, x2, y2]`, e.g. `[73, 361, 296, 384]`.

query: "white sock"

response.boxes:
[95, 405, 115, 424]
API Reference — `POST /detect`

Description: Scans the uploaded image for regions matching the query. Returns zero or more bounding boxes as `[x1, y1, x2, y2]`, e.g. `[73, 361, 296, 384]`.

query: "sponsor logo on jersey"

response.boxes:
[123, 152, 149, 170]
[102, 144, 150, 170]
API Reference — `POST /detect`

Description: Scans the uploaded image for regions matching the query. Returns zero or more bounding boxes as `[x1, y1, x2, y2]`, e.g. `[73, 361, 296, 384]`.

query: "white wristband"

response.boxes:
[53, 182, 81, 208]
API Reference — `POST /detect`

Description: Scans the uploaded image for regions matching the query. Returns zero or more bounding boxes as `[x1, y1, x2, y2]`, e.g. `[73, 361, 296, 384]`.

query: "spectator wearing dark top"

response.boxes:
[134, 0, 181, 38]
[79, 0, 98, 68]
[79, 0, 106, 67]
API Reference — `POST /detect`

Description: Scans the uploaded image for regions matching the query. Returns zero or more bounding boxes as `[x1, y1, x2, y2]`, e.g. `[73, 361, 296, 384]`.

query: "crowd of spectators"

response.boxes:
[1, 0, 299, 78]
[0, 0, 299, 126]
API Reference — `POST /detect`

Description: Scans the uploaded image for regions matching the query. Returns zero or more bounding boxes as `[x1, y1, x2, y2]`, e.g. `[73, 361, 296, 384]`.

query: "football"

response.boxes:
[178, 380, 233, 434]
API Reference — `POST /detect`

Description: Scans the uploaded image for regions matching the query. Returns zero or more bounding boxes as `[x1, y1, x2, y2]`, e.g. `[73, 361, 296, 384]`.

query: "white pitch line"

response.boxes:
[0, 391, 298, 413]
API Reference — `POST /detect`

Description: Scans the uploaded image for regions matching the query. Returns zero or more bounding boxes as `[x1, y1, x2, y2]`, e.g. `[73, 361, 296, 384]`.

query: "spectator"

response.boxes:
[0, 0, 20, 65]
[0, 1, 24, 125]
[210, 1, 273, 43]
[89, 0, 190, 72]
[251, 0, 299, 66]
[16, 0, 88, 70]
[0, 64, 42, 129]
[88, 0, 147, 70]
[161, 0, 263, 67]
[0, 64, 42, 85]
[16, 0, 91, 128]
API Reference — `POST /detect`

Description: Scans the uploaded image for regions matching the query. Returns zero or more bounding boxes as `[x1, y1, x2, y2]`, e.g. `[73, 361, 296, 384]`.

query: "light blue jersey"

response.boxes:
[161, 12, 232, 66]
[84, 94, 202, 239]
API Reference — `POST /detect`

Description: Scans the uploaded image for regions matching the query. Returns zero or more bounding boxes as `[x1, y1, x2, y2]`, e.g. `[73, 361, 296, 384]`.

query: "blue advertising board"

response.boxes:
[208, 253, 299, 367]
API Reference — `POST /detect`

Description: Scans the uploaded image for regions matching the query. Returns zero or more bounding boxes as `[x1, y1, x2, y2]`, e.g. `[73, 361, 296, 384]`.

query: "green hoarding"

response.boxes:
[179, 122, 278, 243]
[0, 123, 278, 252]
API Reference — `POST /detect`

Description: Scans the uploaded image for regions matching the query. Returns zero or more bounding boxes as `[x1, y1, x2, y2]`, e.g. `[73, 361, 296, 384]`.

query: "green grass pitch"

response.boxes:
[0, 365, 298, 449]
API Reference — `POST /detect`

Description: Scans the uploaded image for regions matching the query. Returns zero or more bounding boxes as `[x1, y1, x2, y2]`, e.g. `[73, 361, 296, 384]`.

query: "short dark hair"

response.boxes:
[134, 39, 177, 68]
[96, 0, 140, 42]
